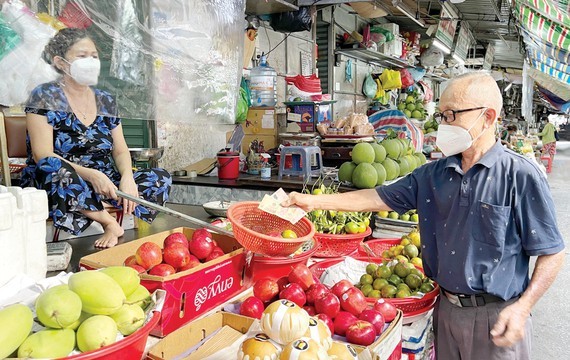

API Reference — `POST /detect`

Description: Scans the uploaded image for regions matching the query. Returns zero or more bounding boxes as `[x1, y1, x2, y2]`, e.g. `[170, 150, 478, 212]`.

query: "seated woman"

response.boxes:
[23, 28, 171, 248]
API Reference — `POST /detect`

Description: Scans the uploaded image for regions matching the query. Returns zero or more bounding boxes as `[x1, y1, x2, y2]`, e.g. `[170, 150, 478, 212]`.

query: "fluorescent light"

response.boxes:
[452, 53, 465, 64]
[392, 0, 426, 28]
[504, 82, 513, 92]
[432, 39, 451, 54]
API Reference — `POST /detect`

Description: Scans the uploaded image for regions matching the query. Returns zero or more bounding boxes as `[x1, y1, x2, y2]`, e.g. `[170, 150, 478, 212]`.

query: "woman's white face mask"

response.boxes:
[62, 57, 100, 86]
[436, 108, 488, 157]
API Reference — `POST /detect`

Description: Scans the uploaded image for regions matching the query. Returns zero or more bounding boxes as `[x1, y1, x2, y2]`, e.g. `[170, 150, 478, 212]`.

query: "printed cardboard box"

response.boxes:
[79, 227, 246, 337]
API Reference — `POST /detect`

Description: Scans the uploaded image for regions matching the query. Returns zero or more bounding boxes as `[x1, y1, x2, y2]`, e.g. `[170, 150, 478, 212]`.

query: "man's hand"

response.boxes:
[119, 174, 139, 215]
[490, 300, 531, 347]
[281, 191, 315, 212]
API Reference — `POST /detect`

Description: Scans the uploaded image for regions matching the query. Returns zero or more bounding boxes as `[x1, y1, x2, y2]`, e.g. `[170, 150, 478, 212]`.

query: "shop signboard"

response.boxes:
[435, 6, 458, 50]
[483, 43, 495, 70]
[453, 21, 473, 61]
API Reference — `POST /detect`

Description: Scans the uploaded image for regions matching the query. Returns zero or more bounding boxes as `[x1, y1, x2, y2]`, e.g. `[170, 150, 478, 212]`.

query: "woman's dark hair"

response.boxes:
[507, 125, 518, 131]
[43, 28, 92, 74]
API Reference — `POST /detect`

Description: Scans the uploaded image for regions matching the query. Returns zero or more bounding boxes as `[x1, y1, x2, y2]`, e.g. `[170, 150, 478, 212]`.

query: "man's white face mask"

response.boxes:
[436, 108, 488, 156]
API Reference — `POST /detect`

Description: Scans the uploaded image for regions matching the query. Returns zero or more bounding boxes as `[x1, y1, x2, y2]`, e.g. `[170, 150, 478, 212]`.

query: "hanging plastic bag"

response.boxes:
[236, 78, 251, 124]
[270, 7, 312, 33]
[379, 69, 402, 90]
[374, 78, 384, 100]
[400, 69, 414, 88]
[0, 14, 21, 61]
[371, 26, 394, 42]
[420, 45, 444, 67]
[408, 67, 427, 82]
[363, 74, 378, 99]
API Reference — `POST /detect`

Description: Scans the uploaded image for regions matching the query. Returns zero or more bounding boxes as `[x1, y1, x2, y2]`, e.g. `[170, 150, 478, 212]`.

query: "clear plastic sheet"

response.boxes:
[0, 0, 245, 124]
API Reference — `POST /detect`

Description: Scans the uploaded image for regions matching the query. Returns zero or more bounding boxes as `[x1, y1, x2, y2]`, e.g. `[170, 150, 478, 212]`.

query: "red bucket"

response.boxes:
[217, 150, 240, 180]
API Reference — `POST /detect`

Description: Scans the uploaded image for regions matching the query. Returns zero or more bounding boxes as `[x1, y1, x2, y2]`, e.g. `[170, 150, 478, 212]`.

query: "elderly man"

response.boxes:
[283, 72, 565, 359]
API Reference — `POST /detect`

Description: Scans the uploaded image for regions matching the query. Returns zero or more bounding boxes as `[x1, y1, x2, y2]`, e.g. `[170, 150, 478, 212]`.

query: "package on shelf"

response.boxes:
[0, 186, 48, 288]
[402, 310, 433, 354]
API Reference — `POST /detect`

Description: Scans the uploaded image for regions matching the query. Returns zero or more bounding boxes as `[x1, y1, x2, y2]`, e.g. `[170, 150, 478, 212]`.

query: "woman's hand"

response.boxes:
[119, 174, 139, 215]
[87, 169, 118, 200]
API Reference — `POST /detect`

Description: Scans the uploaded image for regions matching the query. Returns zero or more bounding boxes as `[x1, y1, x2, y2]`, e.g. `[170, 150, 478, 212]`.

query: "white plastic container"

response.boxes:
[0, 186, 48, 287]
[249, 55, 277, 107]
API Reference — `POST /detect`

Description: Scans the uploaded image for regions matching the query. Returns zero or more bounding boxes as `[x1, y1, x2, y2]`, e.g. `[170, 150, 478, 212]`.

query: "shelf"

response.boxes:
[245, 0, 298, 15]
[335, 48, 410, 69]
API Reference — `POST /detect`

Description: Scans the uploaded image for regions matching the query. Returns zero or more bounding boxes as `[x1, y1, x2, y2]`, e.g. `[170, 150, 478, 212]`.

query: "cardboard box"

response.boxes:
[79, 227, 246, 337]
[284, 101, 334, 132]
[147, 312, 255, 360]
[244, 109, 276, 135]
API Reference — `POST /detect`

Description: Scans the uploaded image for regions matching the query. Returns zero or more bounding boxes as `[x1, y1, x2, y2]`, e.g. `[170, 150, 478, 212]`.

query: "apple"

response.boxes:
[305, 283, 329, 305]
[124, 255, 137, 267]
[340, 287, 367, 316]
[205, 247, 225, 262]
[188, 229, 214, 260]
[127, 264, 146, 274]
[346, 320, 376, 346]
[316, 313, 334, 335]
[315, 292, 340, 319]
[178, 254, 201, 271]
[163, 243, 191, 269]
[240, 296, 264, 319]
[288, 264, 314, 291]
[253, 278, 280, 303]
[276, 276, 289, 292]
[148, 263, 176, 277]
[331, 280, 354, 298]
[359, 309, 385, 335]
[135, 242, 163, 270]
[373, 299, 398, 322]
[163, 232, 188, 248]
[279, 283, 306, 307]
[333, 311, 358, 336]
[303, 305, 316, 316]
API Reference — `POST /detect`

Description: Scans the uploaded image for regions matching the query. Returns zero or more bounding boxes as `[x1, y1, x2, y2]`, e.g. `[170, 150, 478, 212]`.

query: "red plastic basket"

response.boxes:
[313, 227, 372, 258]
[227, 201, 316, 257]
[308, 257, 439, 315]
[358, 238, 401, 257]
[64, 311, 160, 360]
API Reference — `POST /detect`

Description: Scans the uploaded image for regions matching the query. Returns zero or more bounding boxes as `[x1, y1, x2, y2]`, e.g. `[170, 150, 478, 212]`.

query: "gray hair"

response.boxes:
[43, 28, 92, 74]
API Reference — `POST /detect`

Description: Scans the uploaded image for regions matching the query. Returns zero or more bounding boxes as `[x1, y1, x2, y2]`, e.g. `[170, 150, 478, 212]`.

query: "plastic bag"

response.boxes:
[408, 67, 426, 82]
[371, 26, 394, 42]
[400, 69, 414, 88]
[420, 45, 444, 67]
[363, 74, 378, 99]
[380, 69, 402, 90]
[0, 14, 20, 61]
[374, 78, 384, 100]
[236, 78, 250, 124]
[270, 6, 312, 33]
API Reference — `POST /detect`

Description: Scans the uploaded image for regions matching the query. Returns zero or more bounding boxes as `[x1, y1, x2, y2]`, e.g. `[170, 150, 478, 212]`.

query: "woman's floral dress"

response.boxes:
[22, 82, 171, 235]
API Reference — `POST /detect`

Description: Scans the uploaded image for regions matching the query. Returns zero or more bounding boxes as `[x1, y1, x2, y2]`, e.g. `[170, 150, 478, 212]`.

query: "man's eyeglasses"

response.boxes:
[433, 107, 487, 124]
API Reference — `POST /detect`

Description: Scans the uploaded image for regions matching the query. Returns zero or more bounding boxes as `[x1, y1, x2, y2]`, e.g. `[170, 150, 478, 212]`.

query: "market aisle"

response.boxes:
[531, 140, 570, 359]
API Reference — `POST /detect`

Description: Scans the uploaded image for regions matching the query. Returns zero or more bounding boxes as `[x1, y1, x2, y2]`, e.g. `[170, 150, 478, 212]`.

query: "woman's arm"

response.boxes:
[26, 113, 118, 199]
[111, 123, 138, 214]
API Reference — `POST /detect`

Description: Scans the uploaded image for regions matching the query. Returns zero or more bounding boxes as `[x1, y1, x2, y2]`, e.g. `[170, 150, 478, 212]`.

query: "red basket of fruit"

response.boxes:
[358, 238, 400, 257]
[227, 201, 316, 257]
[308, 257, 439, 315]
[313, 227, 372, 258]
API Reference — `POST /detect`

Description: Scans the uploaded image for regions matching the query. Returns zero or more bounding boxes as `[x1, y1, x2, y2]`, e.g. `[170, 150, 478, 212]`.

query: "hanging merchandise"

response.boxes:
[345, 59, 353, 83]
[371, 26, 394, 42]
[58, 1, 93, 29]
[418, 81, 434, 103]
[408, 67, 427, 82]
[250, 55, 277, 107]
[399, 69, 414, 88]
[270, 6, 312, 33]
[0, 14, 20, 61]
[379, 69, 402, 90]
[420, 45, 444, 67]
[363, 73, 378, 99]
[236, 78, 251, 123]
[374, 77, 384, 101]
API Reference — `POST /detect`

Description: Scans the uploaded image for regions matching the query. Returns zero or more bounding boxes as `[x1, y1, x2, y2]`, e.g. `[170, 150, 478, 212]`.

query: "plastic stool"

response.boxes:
[540, 155, 552, 173]
[278, 146, 323, 180]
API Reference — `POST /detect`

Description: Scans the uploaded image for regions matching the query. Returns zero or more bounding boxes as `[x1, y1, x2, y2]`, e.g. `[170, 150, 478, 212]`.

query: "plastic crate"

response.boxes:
[313, 227, 372, 258]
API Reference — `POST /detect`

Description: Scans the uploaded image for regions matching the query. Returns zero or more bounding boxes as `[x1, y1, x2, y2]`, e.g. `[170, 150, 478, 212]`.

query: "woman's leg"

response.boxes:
[80, 209, 124, 248]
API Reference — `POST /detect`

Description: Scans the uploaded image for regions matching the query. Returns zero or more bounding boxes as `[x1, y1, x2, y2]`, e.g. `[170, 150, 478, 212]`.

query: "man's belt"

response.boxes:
[442, 289, 505, 307]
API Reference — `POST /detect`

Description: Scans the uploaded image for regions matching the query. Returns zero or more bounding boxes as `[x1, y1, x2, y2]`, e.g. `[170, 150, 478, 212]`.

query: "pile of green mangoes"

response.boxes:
[356, 261, 435, 299]
[0, 267, 151, 359]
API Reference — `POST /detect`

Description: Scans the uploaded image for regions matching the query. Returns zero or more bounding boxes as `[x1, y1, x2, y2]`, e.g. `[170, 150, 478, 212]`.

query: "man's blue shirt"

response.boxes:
[377, 141, 564, 300]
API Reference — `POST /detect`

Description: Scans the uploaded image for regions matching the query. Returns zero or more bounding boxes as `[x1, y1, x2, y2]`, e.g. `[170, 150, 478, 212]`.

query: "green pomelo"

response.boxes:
[414, 152, 427, 165]
[415, 103, 424, 111]
[352, 163, 378, 189]
[397, 103, 406, 111]
[411, 110, 423, 119]
[381, 139, 401, 160]
[405, 95, 415, 104]
[101, 266, 141, 297]
[0, 304, 33, 359]
[69, 271, 126, 315]
[126, 285, 151, 309]
[110, 304, 145, 336]
[36, 285, 82, 329]
[17, 329, 75, 359]
[404, 110, 412, 118]
[371, 163, 387, 186]
[371, 143, 387, 163]
[406, 103, 416, 112]
[76, 315, 118, 352]
[381, 158, 400, 181]
[404, 155, 418, 171]
[338, 161, 357, 183]
[351, 143, 375, 164]
[397, 157, 411, 177]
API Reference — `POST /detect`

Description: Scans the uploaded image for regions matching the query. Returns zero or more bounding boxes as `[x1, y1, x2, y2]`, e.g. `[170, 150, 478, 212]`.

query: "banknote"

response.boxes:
[258, 188, 306, 224]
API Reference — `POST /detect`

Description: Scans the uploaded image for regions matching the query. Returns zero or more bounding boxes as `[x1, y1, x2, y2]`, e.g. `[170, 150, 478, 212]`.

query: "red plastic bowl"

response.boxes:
[358, 238, 401, 257]
[64, 311, 160, 360]
[313, 227, 372, 258]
